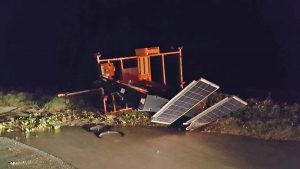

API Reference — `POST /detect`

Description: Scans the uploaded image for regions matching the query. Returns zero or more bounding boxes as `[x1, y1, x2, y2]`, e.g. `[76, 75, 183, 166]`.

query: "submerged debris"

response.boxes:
[89, 124, 108, 132]
[85, 124, 125, 138]
[97, 130, 124, 138]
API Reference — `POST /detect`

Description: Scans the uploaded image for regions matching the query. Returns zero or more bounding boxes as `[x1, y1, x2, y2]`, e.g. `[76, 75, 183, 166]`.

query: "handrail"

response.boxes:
[98, 51, 180, 63]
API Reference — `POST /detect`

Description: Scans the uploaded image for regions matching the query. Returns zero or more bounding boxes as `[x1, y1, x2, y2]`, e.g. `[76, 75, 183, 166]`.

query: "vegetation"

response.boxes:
[0, 90, 300, 141]
[0, 91, 152, 134]
[203, 96, 300, 140]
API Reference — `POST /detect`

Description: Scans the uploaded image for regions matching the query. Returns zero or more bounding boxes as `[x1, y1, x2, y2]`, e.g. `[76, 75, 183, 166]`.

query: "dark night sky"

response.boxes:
[0, 0, 299, 100]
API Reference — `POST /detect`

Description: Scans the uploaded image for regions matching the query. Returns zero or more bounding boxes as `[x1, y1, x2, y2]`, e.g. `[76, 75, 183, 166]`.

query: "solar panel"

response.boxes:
[151, 78, 220, 124]
[184, 96, 247, 130]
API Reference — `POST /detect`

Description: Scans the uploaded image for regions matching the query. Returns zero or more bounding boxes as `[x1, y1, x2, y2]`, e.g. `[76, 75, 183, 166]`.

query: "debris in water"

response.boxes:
[97, 131, 124, 138]
[84, 124, 124, 138]
[89, 124, 110, 132]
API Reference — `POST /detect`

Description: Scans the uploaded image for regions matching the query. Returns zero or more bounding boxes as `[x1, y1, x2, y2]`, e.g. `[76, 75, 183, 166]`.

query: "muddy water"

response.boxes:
[4, 127, 300, 169]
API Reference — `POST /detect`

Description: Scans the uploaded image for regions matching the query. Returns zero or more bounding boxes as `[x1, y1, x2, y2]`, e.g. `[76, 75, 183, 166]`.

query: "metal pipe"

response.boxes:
[100, 88, 107, 113]
[57, 88, 101, 97]
[148, 56, 152, 81]
[120, 60, 124, 70]
[103, 97, 107, 114]
[161, 54, 166, 85]
[111, 94, 116, 112]
[120, 60, 124, 80]
[98, 51, 181, 63]
[178, 47, 184, 89]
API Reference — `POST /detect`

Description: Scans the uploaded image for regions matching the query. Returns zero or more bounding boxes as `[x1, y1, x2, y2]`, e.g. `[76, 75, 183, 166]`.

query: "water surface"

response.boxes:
[4, 127, 300, 169]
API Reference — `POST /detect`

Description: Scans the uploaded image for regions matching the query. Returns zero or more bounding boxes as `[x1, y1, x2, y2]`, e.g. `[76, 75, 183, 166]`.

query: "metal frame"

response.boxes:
[97, 47, 184, 89]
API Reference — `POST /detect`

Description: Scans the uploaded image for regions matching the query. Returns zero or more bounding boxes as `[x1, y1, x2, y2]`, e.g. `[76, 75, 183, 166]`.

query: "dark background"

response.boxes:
[0, 0, 299, 101]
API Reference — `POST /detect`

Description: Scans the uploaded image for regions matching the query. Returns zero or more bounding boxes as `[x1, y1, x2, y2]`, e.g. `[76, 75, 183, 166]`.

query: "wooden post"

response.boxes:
[161, 54, 166, 85]
[178, 47, 184, 89]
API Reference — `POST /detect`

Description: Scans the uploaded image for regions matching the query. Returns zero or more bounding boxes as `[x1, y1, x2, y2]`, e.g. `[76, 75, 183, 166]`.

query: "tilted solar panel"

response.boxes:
[184, 96, 247, 130]
[151, 78, 220, 124]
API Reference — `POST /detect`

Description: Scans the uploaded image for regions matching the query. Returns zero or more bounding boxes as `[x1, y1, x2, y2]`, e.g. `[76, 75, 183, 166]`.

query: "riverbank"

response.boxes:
[0, 90, 299, 141]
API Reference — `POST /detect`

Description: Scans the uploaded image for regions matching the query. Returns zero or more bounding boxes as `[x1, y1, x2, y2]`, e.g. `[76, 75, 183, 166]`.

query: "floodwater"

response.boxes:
[4, 127, 300, 169]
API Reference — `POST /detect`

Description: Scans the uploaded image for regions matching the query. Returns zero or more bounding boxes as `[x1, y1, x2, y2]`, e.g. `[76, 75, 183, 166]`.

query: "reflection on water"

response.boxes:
[3, 127, 300, 169]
